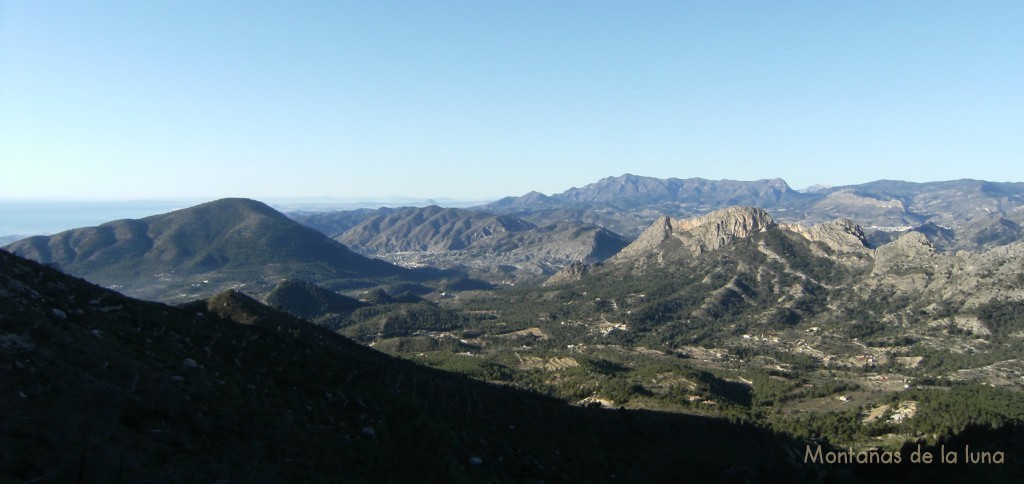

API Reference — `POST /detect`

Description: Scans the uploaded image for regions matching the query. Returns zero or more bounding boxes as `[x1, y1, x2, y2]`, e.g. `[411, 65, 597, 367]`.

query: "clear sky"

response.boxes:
[2, 1, 1022, 201]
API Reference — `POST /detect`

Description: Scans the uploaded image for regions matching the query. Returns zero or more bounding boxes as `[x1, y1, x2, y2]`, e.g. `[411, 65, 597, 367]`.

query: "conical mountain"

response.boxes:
[4, 198, 409, 301]
[264, 278, 368, 320]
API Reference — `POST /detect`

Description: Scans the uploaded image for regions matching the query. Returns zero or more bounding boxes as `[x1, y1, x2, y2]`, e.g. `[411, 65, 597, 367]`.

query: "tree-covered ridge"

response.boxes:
[1, 198, 444, 302]
[264, 277, 368, 320]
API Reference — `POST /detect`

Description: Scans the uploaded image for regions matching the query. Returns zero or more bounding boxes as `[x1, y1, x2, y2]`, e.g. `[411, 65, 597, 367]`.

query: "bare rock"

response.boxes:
[783, 218, 869, 254]
[544, 260, 591, 286]
[614, 207, 775, 262]
[873, 231, 937, 275]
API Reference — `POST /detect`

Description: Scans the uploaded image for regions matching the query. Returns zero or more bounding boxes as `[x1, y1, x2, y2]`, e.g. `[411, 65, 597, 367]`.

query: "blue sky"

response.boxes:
[2, 1, 1022, 201]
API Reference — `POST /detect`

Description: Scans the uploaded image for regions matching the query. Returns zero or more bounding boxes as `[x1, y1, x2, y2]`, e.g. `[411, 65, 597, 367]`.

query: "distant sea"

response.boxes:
[0, 200, 202, 239]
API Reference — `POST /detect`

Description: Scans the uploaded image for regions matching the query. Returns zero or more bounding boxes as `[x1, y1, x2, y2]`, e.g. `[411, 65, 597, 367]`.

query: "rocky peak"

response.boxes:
[613, 206, 776, 261]
[205, 289, 267, 325]
[883, 230, 935, 253]
[543, 260, 592, 286]
[672, 206, 776, 236]
[612, 216, 675, 260]
[782, 218, 870, 253]
[872, 231, 938, 275]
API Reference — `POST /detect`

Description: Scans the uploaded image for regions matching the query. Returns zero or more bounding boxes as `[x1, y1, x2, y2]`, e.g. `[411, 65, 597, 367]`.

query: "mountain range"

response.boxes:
[6, 176, 1024, 295]
[483, 174, 1024, 250]
[4, 175, 1024, 481]
[276, 175, 1024, 285]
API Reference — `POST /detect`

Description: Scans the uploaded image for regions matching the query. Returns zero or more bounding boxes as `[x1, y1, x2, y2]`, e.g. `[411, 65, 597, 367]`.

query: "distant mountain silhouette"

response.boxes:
[486, 174, 803, 210]
[480, 175, 1024, 250]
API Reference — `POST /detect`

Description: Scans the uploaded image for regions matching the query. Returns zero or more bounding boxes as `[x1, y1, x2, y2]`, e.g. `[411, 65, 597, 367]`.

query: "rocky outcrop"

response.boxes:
[782, 218, 870, 254]
[857, 232, 1024, 310]
[613, 206, 776, 261]
[543, 260, 593, 286]
[673, 207, 776, 250]
[872, 231, 937, 275]
[611, 216, 676, 261]
[945, 242, 1024, 307]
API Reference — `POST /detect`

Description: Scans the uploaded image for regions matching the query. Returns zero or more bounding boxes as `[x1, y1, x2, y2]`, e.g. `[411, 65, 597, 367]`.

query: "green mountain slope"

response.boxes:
[4, 198, 412, 301]
[263, 277, 368, 320]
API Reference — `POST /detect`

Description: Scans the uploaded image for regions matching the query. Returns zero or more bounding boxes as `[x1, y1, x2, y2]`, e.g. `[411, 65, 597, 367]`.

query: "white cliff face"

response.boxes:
[673, 206, 776, 254]
[612, 207, 776, 262]
[614, 208, 877, 269]
[782, 218, 870, 254]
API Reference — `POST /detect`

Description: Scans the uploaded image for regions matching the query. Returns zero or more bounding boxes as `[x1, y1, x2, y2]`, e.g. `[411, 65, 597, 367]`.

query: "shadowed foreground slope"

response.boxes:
[0, 249, 814, 482]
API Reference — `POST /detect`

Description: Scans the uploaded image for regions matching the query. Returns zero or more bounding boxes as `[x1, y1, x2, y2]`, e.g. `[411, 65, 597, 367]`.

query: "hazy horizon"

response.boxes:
[2, 173, 1021, 239]
[3, 2, 1021, 201]
[1, 173, 1019, 205]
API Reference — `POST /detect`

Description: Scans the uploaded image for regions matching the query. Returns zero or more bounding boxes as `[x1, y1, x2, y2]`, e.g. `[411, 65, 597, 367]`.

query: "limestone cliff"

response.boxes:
[782, 218, 870, 254]
[613, 207, 776, 261]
